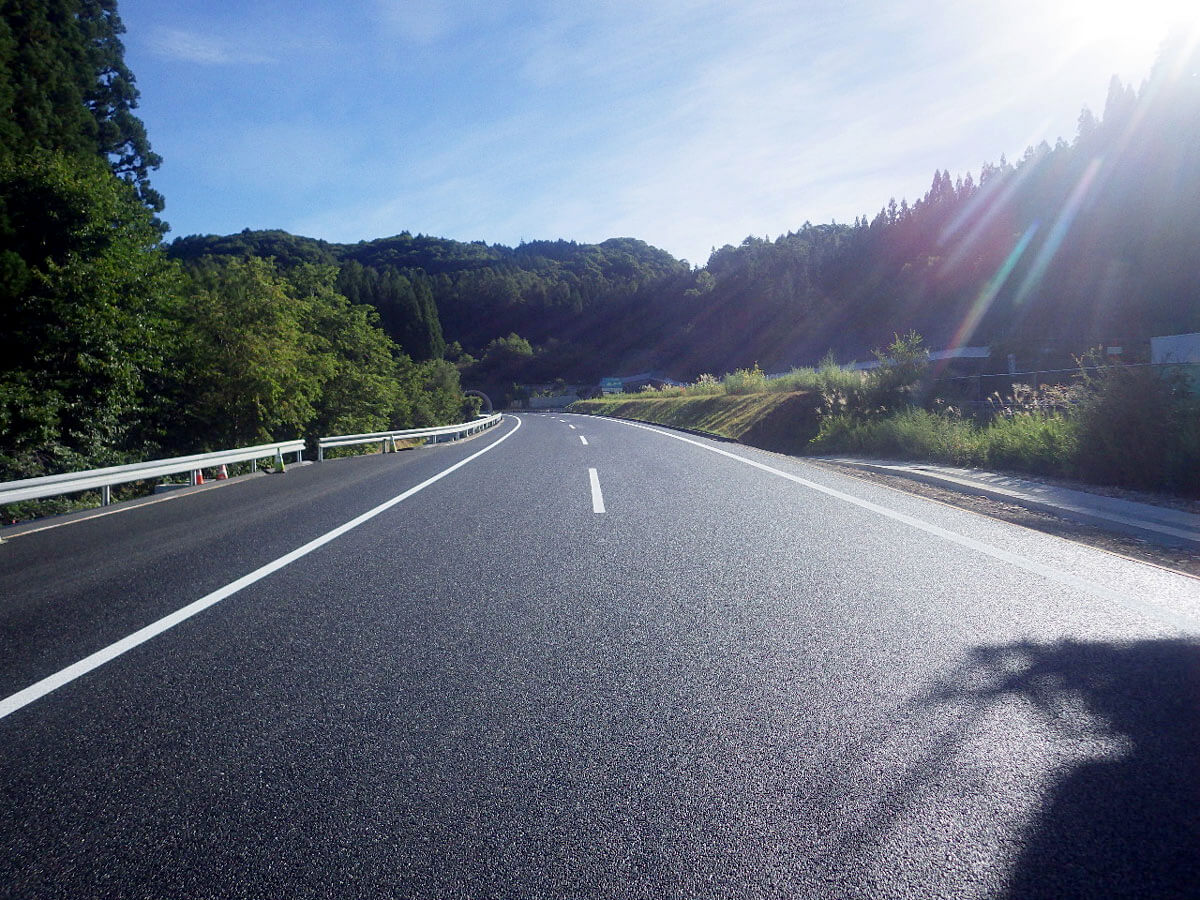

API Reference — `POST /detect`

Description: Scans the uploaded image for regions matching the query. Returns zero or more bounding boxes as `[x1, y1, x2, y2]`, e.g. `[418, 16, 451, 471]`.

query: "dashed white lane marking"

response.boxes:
[0, 417, 525, 721]
[589, 468, 606, 514]
[580, 436, 588, 445]
[568, 424, 576, 430]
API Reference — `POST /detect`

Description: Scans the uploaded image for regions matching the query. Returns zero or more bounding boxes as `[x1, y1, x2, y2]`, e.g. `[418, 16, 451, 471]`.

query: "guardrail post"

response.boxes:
[317, 444, 323, 462]
[101, 485, 111, 506]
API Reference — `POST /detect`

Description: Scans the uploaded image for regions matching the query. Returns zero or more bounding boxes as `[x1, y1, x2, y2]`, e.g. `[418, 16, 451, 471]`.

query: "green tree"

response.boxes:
[77, 0, 163, 211]
[166, 258, 326, 449]
[291, 263, 403, 438]
[0, 150, 176, 477]
[336, 261, 445, 361]
[0, 0, 94, 161]
[407, 358, 465, 427]
[0, 0, 162, 211]
[163, 258, 464, 451]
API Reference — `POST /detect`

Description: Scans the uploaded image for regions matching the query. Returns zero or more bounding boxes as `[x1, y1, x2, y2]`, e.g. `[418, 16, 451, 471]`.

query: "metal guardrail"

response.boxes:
[317, 413, 503, 460]
[0, 440, 306, 508]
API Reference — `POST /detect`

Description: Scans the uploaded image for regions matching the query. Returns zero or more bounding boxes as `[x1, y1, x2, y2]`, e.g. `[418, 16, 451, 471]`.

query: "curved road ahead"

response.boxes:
[2, 413, 1198, 899]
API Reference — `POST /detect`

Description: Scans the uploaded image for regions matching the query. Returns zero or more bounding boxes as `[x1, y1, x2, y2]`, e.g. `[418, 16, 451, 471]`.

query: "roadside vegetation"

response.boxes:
[574, 334, 1200, 497]
[0, 3, 472, 524]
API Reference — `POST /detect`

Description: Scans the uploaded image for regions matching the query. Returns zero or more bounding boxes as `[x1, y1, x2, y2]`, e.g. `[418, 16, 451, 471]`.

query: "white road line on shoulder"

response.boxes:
[0, 416, 524, 721]
[589, 468, 606, 514]
[580, 436, 588, 445]
[607, 418, 1196, 624]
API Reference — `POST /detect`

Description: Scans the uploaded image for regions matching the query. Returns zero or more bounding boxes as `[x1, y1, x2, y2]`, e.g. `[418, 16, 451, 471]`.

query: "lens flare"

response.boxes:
[1011, 158, 1103, 308]
[946, 223, 1040, 354]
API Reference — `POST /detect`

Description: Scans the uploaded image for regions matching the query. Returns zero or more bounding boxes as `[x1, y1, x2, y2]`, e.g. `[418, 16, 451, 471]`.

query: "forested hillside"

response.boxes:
[0, 1, 468, 493]
[170, 35, 1200, 386]
[670, 35, 1200, 375]
[168, 231, 692, 380]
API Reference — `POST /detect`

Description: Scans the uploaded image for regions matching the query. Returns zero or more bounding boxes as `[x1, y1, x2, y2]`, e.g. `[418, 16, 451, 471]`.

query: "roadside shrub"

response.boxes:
[684, 373, 722, 396]
[864, 330, 930, 414]
[766, 367, 822, 393]
[816, 364, 869, 416]
[651, 384, 687, 397]
[806, 335, 924, 418]
[722, 365, 769, 395]
[809, 408, 981, 463]
[809, 406, 1078, 474]
[983, 413, 1077, 477]
[1071, 363, 1199, 494]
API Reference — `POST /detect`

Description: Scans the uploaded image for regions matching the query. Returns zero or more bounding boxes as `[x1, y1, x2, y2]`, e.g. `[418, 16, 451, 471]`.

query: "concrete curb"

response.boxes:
[818, 458, 1200, 549]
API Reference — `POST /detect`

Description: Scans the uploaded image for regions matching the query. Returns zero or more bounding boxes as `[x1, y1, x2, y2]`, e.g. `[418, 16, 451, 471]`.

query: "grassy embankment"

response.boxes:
[569, 351, 1200, 497]
[569, 391, 823, 454]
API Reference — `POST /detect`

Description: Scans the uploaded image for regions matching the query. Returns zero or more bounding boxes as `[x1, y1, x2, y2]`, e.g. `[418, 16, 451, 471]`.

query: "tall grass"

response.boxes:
[583, 337, 1198, 495]
[810, 408, 1078, 477]
[721, 365, 770, 395]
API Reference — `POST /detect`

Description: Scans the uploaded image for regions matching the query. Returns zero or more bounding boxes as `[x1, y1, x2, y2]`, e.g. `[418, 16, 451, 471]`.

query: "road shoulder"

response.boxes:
[807, 458, 1200, 578]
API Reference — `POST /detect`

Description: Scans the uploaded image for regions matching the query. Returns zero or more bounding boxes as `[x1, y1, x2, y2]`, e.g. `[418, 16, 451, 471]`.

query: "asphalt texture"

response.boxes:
[2, 412, 1199, 899]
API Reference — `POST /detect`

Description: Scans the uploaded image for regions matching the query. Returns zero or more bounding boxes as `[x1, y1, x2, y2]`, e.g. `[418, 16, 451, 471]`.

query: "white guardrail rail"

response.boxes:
[317, 413, 503, 460]
[0, 414, 503, 513]
[0, 440, 306, 509]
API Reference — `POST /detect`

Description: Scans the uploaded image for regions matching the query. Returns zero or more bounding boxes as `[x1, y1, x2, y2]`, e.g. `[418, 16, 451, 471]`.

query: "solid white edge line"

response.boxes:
[605, 417, 1198, 626]
[589, 467, 606, 514]
[0, 416, 524, 721]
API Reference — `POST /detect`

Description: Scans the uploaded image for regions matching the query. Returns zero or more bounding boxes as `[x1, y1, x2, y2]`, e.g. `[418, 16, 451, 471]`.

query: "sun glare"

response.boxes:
[1056, 0, 1200, 66]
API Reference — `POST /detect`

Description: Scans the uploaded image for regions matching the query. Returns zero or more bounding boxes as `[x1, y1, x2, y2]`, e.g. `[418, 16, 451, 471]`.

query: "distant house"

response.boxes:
[1151, 332, 1200, 392]
[1151, 333, 1200, 365]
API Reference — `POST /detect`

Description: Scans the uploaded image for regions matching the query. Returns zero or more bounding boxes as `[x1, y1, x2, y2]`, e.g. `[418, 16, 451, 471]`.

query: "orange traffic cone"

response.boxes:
[195, 468, 205, 485]
[217, 464, 228, 480]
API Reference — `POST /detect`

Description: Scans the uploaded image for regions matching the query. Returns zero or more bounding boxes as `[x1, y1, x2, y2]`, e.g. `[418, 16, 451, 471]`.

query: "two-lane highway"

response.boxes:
[2, 412, 1198, 898]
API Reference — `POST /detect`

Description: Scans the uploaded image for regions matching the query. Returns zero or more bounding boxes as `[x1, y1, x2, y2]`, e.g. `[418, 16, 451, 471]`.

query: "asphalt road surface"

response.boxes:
[2, 412, 1199, 899]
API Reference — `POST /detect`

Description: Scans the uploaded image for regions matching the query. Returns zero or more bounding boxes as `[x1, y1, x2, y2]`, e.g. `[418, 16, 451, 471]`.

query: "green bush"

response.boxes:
[983, 413, 1077, 476]
[685, 374, 722, 395]
[765, 367, 822, 393]
[721, 365, 769, 395]
[865, 330, 930, 414]
[1071, 364, 1199, 494]
[581, 336, 1197, 497]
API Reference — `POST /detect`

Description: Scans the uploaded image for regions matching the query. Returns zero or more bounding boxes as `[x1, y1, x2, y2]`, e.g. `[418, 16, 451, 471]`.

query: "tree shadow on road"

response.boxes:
[927, 637, 1200, 899]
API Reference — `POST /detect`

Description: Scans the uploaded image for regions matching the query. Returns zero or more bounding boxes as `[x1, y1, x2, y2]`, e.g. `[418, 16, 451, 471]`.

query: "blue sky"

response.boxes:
[119, 0, 1190, 265]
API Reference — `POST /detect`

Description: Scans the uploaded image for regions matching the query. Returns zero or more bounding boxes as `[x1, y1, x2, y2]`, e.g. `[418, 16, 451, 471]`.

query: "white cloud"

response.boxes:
[373, 0, 508, 45]
[149, 27, 275, 65]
